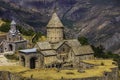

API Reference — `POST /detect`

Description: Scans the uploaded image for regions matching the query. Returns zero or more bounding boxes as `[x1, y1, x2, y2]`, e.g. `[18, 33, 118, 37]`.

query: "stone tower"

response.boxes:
[47, 12, 64, 43]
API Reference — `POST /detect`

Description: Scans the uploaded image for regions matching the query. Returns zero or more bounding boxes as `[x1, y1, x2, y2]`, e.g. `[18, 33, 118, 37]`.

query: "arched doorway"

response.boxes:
[21, 56, 25, 67]
[9, 44, 13, 51]
[30, 57, 37, 69]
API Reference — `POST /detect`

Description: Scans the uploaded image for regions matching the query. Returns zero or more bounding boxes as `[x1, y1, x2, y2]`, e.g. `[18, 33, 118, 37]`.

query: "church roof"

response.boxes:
[51, 41, 65, 49]
[47, 12, 64, 27]
[11, 20, 16, 25]
[51, 39, 81, 50]
[41, 50, 57, 56]
[66, 39, 81, 48]
[73, 45, 94, 55]
[19, 48, 37, 54]
[36, 42, 52, 50]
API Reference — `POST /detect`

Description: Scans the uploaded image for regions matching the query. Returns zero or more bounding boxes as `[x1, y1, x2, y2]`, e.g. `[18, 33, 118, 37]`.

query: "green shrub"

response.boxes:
[16, 25, 35, 36]
[4, 53, 19, 60]
[0, 22, 10, 32]
[78, 36, 89, 45]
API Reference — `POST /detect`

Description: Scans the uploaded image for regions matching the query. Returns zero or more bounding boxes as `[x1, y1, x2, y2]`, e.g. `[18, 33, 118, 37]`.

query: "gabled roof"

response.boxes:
[19, 48, 37, 54]
[51, 41, 66, 49]
[51, 39, 81, 50]
[36, 42, 52, 50]
[47, 12, 64, 27]
[41, 50, 57, 56]
[73, 45, 94, 55]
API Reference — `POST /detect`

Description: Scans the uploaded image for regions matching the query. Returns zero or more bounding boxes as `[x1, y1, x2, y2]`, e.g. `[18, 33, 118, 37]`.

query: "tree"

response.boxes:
[78, 36, 89, 45]
[0, 22, 10, 32]
[32, 32, 42, 43]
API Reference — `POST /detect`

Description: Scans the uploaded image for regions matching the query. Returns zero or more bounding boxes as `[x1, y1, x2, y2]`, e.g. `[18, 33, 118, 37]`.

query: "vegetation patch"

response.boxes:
[0, 21, 10, 32]
[78, 37, 89, 45]
[4, 52, 19, 61]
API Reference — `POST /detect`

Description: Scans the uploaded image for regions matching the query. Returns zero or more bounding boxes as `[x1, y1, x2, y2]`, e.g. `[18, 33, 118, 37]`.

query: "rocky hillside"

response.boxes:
[0, 0, 120, 53]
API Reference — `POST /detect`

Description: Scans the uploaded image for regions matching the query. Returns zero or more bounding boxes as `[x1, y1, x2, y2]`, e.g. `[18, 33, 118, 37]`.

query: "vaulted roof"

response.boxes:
[47, 12, 64, 28]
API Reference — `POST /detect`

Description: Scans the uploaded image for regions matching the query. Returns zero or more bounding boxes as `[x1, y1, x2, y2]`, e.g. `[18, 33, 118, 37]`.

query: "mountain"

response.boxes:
[0, 0, 120, 53]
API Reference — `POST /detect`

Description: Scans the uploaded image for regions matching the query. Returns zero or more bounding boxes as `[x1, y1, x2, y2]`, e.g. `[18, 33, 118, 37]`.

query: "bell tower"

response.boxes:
[47, 12, 64, 43]
[7, 20, 22, 42]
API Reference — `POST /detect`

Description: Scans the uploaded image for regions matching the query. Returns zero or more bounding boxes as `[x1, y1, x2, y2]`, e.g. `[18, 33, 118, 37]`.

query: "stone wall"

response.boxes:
[0, 71, 37, 80]
[47, 27, 64, 43]
[15, 40, 27, 50]
[19, 53, 42, 69]
[73, 54, 94, 68]
[44, 56, 57, 65]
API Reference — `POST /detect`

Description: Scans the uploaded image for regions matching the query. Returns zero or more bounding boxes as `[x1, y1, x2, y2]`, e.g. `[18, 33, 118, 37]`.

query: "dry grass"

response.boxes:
[0, 31, 6, 36]
[20, 60, 117, 79]
[39, 36, 46, 42]
[0, 19, 5, 26]
[0, 66, 29, 73]
[82, 60, 115, 66]
[20, 69, 102, 79]
[23, 35, 32, 41]
[0, 60, 117, 80]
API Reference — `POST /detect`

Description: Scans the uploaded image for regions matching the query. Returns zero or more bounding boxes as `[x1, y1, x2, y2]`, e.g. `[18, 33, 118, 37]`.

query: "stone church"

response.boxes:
[0, 20, 27, 53]
[19, 13, 94, 69]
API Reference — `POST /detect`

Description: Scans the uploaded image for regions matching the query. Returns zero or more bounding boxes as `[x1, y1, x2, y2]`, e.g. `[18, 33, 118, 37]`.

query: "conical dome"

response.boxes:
[11, 20, 16, 25]
[47, 13, 64, 27]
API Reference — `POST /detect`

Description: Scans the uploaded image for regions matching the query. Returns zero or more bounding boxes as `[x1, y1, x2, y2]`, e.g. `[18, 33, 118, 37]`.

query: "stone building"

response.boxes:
[19, 12, 94, 69]
[47, 13, 64, 43]
[0, 20, 27, 53]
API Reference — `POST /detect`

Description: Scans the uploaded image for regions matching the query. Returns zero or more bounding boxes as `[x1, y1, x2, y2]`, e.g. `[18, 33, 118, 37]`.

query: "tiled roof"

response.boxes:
[52, 39, 81, 50]
[41, 50, 57, 56]
[73, 45, 94, 55]
[47, 12, 64, 27]
[66, 39, 81, 47]
[36, 42, 52, 50]
[51, 41, 65, 49]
